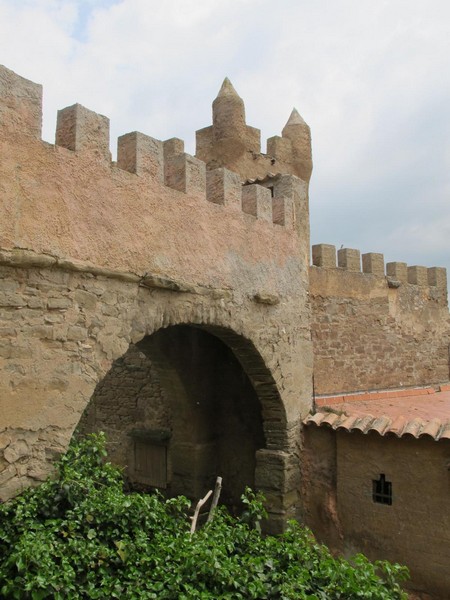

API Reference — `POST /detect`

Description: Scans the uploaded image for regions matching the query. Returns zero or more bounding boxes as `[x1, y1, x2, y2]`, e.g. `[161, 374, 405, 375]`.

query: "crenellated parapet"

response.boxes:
[310, 243, 449, 395]
[0, 64, 303, 250]
[196, 79, 312, 184]
[311, 243, 448, 304]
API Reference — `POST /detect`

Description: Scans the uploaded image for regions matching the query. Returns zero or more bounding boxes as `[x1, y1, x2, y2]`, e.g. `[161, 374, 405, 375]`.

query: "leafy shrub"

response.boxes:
[0, 433, 409, 599]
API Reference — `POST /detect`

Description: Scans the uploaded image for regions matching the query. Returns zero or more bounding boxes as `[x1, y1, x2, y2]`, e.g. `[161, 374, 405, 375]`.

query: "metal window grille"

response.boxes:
[372, 473, 392, 505]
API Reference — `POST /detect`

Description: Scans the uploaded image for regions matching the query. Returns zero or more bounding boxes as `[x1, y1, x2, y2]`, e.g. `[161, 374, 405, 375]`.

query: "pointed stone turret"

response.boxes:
[196, 77, 261, 173]
[281, 108, 312, 183]
[212, 77, 246, 140]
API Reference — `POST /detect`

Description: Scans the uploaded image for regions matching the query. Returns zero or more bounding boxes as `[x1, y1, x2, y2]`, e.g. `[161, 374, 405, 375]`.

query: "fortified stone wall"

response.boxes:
[0, 65, 313, 529]
[310, 244, 450, 395]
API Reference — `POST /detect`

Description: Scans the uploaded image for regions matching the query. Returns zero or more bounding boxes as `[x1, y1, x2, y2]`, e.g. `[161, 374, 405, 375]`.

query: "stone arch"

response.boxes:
[78, 321, 292, 523]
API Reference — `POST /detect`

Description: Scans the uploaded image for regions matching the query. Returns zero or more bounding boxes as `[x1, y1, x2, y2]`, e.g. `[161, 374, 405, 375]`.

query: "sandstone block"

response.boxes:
[163, 137, 184, 159]
[312, 244, 336, 268]
[0, 65, 42, 137]
[56, 103, 110, 160]
[117, 132, 163, 182]
[362, 253, 384, 276]
[386, 262, 408, 283]
[4, 439, 29, 464]
[206, 168, 241, 207]
[408, 266, 428, 286]
[165, 153, 206, 196]
[338, 248, 361, 272]
[47, 297, 72, 310]
[427, 267, 447, 288]
[242, 185, 272, 222]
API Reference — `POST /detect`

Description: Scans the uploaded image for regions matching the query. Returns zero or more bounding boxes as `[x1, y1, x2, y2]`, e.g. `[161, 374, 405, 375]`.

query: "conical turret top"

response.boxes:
[216, 77, 241, 99]
[284, 108, 307, 128]
[213, 77, 246, 139]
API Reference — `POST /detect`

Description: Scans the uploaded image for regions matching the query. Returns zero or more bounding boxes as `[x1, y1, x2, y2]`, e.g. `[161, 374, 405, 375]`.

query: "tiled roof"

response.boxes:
[303, 385, 450, 441]
[243, 173, 279, 184]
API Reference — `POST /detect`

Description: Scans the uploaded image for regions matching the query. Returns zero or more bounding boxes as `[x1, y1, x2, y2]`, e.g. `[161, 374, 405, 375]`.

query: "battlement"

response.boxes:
[0, 65, 311, 299]
[0, 65, 302, 233]
[196, 79, 313, 184]
[311, 243, 448, 302]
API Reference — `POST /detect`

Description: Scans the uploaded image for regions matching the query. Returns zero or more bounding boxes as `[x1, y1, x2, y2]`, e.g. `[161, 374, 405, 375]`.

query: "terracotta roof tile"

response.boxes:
[304, 385, 450, 441]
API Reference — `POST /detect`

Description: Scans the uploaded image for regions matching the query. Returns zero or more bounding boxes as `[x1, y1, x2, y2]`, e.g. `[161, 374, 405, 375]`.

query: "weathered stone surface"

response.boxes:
[310, 266, 450, 394]
[0, 77, 312, 526]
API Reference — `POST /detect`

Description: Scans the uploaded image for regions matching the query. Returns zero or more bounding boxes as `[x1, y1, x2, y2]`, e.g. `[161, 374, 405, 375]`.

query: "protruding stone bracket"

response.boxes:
[252, 293, 280, 305]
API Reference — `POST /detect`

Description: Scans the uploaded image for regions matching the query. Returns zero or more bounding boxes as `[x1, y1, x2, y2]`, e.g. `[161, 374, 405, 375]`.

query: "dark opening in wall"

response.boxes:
[372, 473, 392, 505]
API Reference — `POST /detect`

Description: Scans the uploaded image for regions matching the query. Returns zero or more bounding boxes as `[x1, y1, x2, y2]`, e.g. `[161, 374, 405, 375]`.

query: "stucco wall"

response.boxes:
[337, 432, 450, 598]
[302, 427, 450, 598]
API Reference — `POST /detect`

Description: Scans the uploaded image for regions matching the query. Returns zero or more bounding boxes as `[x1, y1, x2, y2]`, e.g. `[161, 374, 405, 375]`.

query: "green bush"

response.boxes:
[0, 433, 408, 599]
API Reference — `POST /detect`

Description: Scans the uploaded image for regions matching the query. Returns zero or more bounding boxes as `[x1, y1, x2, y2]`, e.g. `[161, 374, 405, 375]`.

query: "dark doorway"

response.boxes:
[78, 325, 265, 511]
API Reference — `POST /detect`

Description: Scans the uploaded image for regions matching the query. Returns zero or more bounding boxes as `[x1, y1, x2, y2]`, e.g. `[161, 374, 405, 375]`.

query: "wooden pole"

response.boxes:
[206, 476, 222, 524]
[190, 489, 213, 536]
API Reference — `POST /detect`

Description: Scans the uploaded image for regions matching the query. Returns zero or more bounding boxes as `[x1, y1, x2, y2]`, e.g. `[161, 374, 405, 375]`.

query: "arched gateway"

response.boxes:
[0, 65, 313, 532]
[78, 324, 284, 512]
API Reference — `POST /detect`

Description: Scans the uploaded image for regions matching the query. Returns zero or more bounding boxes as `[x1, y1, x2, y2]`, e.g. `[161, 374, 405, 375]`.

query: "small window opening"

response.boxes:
[372, 473, 392, 505]
[129, 429, 170, 489]
[267, 185, 274, 198]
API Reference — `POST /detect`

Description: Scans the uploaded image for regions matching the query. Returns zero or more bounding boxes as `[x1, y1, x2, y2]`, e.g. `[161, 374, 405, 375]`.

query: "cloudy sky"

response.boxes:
[1, 0, 449, 284]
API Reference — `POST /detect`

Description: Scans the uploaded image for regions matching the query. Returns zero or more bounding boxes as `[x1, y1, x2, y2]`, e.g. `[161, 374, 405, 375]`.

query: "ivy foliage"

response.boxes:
[0, 433, 408, 599]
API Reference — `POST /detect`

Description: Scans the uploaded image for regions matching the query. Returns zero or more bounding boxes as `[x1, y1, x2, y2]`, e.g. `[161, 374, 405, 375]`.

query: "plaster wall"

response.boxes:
[337, 432, 450, 599]
[301, 427, 450, 598]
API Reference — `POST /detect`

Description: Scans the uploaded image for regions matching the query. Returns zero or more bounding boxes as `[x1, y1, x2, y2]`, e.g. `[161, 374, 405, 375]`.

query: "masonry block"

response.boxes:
[195, 126, 213, 163]
[163, 137, 184, 159]
[0, 65, 42, 138]
[117, 132, 163, 182]
[56, 104, 110, 160]
[312, 244, 336, 268]
[362, 252, 384, 276]
[164, 153, 206, 195]
[408, 266, 428, 286]
[271, 174, 309, 239]
[206, 168, 241, 207]
[266, 135, 292, 163]
[241, 184, 272, 222]
[427, 267, 447, 288]
[338, 248, 361, 272]
[272, 196, 294, 227]
[386, 262, 408, 283]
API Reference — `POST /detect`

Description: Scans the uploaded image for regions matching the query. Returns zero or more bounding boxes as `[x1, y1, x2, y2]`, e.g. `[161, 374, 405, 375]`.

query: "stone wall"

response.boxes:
[0, 64, 315, 530]
[78, 344, 169, 470]
[311, 245, 450, 395]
